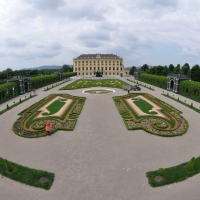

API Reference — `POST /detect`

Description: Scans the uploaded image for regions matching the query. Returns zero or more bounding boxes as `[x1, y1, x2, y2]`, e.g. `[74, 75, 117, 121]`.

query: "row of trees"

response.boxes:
[129, 63, 200, 82]
[0, 65, 73, 82]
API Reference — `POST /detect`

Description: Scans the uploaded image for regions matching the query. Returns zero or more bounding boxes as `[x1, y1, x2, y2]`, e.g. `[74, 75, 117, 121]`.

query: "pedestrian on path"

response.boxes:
[46, 120, 52, 135]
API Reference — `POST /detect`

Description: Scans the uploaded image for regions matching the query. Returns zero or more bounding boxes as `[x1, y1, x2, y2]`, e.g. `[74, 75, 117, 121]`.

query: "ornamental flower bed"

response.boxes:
[113, 93, 188, 136]
[12, 94, 86, 138]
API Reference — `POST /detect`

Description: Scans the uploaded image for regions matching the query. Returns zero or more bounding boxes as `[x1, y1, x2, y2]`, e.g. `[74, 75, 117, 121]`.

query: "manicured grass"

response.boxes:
[0, 157, 54, 190]
[60, 79, 133, 90]
[132, 98, 157, 114]
[42, 99, 66, 116]
[162, 94, 200, 114]
[0, 95, 37, 115]
[146, 157, 200, 187]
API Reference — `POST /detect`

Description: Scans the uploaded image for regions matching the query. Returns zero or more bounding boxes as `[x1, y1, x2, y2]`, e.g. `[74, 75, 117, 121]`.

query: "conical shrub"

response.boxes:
[5, 159, 14, 172]
[186, 157, 195, 171]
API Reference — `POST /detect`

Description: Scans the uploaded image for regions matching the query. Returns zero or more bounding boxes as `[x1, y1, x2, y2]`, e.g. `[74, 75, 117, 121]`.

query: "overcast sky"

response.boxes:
[1, 0, 200, 71]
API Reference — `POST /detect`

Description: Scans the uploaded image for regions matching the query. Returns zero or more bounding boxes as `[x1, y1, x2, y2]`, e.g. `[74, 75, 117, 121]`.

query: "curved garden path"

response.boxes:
[0, 78, 200, 200]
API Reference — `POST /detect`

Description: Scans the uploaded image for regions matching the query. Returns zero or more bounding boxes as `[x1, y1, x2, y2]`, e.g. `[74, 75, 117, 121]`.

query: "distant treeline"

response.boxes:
[130, 63, 200, 82]
[0, 64, 73, 83]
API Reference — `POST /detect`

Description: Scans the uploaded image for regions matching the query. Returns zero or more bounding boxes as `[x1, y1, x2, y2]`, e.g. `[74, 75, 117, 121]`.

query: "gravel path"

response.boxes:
[0, 78, 200, 200]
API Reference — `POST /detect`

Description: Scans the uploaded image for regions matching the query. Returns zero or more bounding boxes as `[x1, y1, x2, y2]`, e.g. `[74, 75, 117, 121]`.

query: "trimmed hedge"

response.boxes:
[0, 82, 19, 104]
[63, 72, 77, 78]
[31, 74, 59, 89]
[139, 74, 167, 89]
[179, 80, 200, 102]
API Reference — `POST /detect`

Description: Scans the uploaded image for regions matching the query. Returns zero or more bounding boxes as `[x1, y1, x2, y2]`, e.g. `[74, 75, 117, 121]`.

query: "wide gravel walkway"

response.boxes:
[0, 78, 200, 200]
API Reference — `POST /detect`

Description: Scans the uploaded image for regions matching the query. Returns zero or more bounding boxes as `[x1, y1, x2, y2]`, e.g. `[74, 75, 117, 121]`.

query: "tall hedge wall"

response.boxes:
[139, 74, 167, 89]
[63, 72, 77, 78]
[179, 80, 200, 102]
[0, 82, 19, 104]
[30, 74, 59, 89]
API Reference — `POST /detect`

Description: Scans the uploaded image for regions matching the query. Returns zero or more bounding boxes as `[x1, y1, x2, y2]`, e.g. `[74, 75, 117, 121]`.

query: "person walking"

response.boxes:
[46, 120, 52, 135]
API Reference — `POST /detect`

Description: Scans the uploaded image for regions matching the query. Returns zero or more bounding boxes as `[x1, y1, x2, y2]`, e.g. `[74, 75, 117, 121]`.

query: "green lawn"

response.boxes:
[60, 79, 133, 90]
[42, 99, 66, 116]
[146, 157, 200, 187]
[132, 98, 157, 114]
[0, 157, 54, 190]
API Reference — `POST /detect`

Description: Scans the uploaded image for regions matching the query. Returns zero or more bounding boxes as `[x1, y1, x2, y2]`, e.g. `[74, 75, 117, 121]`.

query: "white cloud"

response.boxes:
[1, 0, 200, 70]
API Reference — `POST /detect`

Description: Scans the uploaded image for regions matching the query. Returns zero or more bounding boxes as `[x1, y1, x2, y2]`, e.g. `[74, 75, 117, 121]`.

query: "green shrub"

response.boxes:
[5, 159, 14, 172]
[186, 157, 195, 171]
[7, 104, 9, 109]
[157, 168, 165, 175]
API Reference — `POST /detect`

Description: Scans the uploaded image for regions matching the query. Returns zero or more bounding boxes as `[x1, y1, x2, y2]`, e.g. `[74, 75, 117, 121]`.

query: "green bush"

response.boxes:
[186, 157, 195, 171]
[157, 168, 165, 175]
[5, 159, 14, 172]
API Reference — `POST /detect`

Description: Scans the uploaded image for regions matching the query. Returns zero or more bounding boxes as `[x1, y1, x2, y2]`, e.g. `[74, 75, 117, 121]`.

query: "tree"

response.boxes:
[141, 64, 149, 72]
[61, 64, 72, 72]
[191, 64, 200, 81]
[169, 64, 174, 73]
[181, 63, 190, 75]
[173, 64, 180, 73]
[129, 66, 136, 75]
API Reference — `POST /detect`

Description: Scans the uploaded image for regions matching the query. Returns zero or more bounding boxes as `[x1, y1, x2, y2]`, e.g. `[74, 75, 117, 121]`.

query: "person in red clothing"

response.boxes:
[46, 120, 52, 135]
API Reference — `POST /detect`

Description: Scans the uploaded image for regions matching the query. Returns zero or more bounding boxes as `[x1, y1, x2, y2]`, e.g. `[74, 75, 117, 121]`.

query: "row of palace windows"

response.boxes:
[78, 72, 121, 76]
[75, 64, 120, 66]
[74, 67, 123, 71]
[75, 61, 119, 64]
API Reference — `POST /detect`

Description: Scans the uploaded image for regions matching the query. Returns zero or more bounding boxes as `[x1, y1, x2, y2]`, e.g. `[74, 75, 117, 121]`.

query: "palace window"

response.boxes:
[82, 67, 84, 70]
[113, 67, 115, 70]
[86, 67, 88, 70]
[109, 67, 111, 70]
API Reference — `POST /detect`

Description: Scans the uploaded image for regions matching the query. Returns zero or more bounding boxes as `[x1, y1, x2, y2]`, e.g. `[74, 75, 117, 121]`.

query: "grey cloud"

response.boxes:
[4, 37, 27, 48]
[24, 0, 65, 10]
[33, 41, 62, 50]
[83, 40, 102, 48]
[79, 30, 110, 41]
[66, 5, 106, 21]
[49, 42, 62, 50]
[78, 30, 111, 48]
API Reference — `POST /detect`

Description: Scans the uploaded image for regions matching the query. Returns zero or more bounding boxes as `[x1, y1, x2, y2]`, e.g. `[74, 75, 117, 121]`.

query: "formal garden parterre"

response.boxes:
[113, 93, 188, 136]
[60, 79, 133, 90]
[12, 93, 86, 138]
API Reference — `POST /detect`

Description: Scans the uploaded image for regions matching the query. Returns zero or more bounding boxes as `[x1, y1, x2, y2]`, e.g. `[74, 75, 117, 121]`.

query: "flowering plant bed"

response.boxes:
[60, 79, 133, 90]
[12, 94, 86, 138]
[113, 93, 188, 136]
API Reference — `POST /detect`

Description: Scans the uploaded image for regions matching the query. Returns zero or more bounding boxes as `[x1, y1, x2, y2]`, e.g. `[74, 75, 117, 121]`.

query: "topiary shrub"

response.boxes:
[5, 159, 14, 172]
[7, 104, 9, 110]
[178, 97, 179, 102]
[157, 168, 165, 175]
[186, 157, 195, 171]
[191, 103, 193, 108]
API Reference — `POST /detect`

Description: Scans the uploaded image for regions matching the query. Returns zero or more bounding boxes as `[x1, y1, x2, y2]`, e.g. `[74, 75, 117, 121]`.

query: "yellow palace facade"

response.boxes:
[73, 53, 129, 77]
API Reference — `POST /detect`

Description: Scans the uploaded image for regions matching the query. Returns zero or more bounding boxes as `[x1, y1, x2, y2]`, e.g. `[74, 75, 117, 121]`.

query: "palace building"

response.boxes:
[73, 53, 129, 77]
